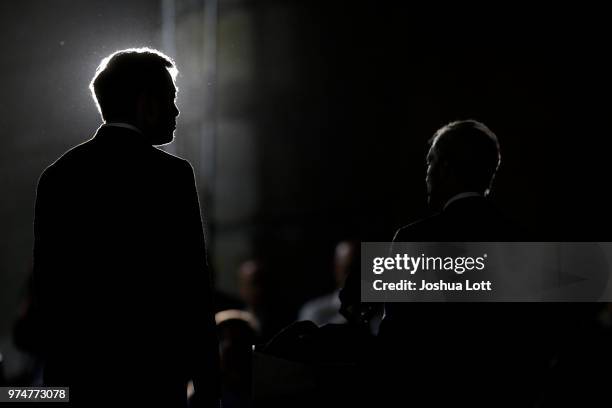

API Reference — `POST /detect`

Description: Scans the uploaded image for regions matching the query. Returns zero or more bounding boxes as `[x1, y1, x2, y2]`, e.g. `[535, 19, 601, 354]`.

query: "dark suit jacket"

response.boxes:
[378, 196, 561, 407]
[32, 126, 219, 407]
[392, 195, 518, 242]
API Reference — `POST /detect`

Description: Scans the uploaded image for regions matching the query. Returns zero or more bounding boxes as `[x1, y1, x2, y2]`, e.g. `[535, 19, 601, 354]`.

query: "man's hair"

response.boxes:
[430, 120, 501, 193]
[90, 47, 178, 121]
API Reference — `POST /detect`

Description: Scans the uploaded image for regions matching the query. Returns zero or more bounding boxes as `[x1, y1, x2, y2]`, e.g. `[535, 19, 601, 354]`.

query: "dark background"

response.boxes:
[1, 0, 610, 377]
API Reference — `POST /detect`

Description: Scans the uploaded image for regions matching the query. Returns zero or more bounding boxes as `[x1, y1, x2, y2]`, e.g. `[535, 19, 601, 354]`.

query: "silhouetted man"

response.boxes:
[32, 48, 219, 407]
[298, 241, 356, 326]
[393, 119, 511, 241]
[378, 121, 555, 407]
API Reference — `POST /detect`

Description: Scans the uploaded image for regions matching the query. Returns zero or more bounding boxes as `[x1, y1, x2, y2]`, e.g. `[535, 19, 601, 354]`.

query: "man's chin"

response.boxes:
[151, 133, 174, 146]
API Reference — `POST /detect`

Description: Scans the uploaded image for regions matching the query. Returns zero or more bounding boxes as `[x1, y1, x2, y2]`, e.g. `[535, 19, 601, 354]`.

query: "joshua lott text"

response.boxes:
[373, 279, 492, 291]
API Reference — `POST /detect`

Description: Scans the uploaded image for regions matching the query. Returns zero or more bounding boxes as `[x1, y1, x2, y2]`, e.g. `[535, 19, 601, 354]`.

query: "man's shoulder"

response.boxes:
[394, 200, 525, 241]
[43, 139, 190, 176]
[40, 138, 97, 181]
[393, 214, 443, 242]
[150, 149, 195, 185]
[150, 146, 191, 170]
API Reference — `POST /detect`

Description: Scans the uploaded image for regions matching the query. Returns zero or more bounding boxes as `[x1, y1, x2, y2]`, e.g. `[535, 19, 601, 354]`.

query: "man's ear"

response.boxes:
[484, 174, 496, 197]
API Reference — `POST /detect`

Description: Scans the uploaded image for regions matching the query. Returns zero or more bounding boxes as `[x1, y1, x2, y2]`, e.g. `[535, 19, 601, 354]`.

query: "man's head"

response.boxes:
[238, 260, 267, 309]
[90, 48, 179, 145]
[333, 241, 358, 289]
[426, 120, 501, 210]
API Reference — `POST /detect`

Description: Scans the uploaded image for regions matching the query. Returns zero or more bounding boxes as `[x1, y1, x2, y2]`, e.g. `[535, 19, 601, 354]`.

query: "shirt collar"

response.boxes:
[102, 122, 144, 135]
[443, 192, 482, 211]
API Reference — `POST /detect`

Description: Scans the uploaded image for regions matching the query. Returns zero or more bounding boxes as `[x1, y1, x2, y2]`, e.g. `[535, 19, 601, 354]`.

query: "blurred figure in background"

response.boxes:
[217, 310, 258, 408]
[298, 241, 356, 326]
[238, 260, 285, 342]
[254, 239, 378, 407]
[189, 309, 258, 408]
[0, 352, 5, 386]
